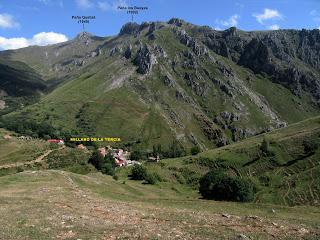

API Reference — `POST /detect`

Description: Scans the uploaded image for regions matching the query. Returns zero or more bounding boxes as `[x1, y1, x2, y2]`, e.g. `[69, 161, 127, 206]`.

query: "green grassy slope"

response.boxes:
[120, 116, 320, 206]
[0, 129, 51, 166]
[0, 118, 319, 238]
[1, 21, 319, 152]
[0, 128, 93, 176]
[0, 60, 47, 115]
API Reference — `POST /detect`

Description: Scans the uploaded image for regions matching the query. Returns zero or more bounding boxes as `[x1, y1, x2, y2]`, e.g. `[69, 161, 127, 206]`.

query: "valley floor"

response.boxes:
[0, 170, 319, 240]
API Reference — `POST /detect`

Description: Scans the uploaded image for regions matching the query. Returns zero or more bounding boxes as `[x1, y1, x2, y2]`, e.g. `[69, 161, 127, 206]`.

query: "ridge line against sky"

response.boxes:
[0, 0, 319, 50]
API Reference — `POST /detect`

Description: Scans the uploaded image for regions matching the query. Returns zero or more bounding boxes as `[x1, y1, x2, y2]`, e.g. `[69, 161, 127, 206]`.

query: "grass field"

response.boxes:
[118, 116, 320, 206]
[0, 117, 320, 239]
[0, 170, 319, 240]
[0, 128, 91, 176]
[0, 129, 51, 168]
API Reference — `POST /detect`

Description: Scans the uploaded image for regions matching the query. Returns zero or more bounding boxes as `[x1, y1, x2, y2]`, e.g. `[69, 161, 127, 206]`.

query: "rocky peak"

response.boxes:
[75, 31, 93, 39]
[224, 27, 238, 37]
[119, 22, 140, 35]
[168, 18, 184, 27]
[73, 32, 94, 46]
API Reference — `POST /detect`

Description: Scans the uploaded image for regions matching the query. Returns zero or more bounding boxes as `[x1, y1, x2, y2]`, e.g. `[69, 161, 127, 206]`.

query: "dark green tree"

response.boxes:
[130, 150, 142, 161]
[152, 144, 162, 157]
[131, 165, 147, 180]
[199, 170, 255, 202]
[190, 146, 200, 155]
[260, 137, 270, 155]
[102, 152, 116, 176]
[166, 140, 185, 158]
[88, 151, 105, 171]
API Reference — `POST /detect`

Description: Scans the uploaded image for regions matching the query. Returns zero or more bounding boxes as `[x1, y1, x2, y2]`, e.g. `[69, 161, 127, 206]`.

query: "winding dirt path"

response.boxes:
[0, 146, 64, 170]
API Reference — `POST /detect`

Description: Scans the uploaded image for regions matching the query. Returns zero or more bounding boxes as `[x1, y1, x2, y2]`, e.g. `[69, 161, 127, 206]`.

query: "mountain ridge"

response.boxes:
[0, 18, 319, 151]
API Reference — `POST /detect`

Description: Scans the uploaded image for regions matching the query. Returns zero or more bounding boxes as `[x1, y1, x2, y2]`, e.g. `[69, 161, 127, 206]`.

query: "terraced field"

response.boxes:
[120, 116, 320, 206]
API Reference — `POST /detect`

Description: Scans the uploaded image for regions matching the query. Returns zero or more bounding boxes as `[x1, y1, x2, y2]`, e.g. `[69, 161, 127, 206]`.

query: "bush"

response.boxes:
[144, 172, 158, 184]
[172, 172, 186, 184]
[16, 166, 24, 173]
[180, 167, 200, 187]
[260, 137, 270, 155]
[198, 157, 219, 169]
[164, 140, 186, 158]
[102, 163, 115, 176]
[130, 150, 142, 161]
[199, 170, 255, 202]
[131, 165, 147, 180]
[152, 144, 162, 157]
[190, 146, 200, 155]
[303, 139, 319, 153]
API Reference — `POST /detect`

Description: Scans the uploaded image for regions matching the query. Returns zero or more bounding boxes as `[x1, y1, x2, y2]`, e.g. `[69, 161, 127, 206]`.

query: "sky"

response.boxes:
[0, 0, 320, 50]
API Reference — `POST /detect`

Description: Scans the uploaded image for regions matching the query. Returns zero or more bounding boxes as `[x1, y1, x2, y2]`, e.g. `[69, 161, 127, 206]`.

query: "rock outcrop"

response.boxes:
[175, 29, 209, 56]
[168, 18, 184, 27]
[124, 44, 132, 59]
[163, 75, 175, 87]
[133, 45, 157, 74]
[195, 113, 228, 147]
[184, 73, 209, 96]
[110, 46, 123, 56]
[200, 28, 320, 105]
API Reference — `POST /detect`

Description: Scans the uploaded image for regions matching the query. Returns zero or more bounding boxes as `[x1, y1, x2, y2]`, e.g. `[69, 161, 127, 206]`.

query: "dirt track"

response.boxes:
[0, 146, 64, 170]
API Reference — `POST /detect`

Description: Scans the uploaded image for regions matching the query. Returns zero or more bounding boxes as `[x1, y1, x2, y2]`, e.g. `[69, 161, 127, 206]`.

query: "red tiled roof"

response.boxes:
[47, 139, 63, 143]
[116, 160, 125, 165]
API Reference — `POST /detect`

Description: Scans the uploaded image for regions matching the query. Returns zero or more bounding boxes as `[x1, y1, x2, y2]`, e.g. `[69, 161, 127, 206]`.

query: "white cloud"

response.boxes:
[0, 37, 28, 50]
[0, 13, 20, 29]
[216, 14, 239, 27]
[75, 0, 93, 9]
[39, 0, 64, 7]
[268, 24, 280, 30]
[310, 10, 320, 22]
[39, 0, 51, 4]
[310, 10, 318, 16]
[98, 1, 110, 11]
[254, 8, 282, 24]
[98, 0, 128, 12]
[114, 0, 128, 9]
[31, 32, 68, 45]
[0, 32, 68, 50]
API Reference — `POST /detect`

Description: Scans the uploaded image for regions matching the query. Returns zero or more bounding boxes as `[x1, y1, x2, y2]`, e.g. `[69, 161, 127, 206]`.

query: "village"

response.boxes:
[96, 145, 142, 167]
[4, 134, 160, 168]
[48, 139, 160, 168]
[77, 144, 160, 167]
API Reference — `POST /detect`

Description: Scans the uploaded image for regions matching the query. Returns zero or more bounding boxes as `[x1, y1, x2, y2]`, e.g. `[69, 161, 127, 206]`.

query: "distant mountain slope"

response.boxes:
[0, 32, 107, 81]
[0, 60, 47, 115]
[0, 61, 46, 96]
[1, 19, 320, 150]
[131, 115, 320, 206]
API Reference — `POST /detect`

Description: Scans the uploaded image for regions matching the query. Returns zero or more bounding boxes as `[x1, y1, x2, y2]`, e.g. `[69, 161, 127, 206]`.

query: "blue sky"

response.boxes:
[0, 0, 320, 50]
